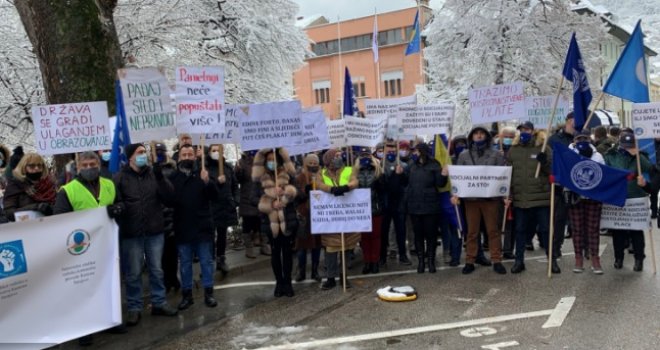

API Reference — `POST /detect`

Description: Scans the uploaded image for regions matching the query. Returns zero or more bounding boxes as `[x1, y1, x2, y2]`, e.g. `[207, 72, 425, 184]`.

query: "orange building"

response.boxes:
[293, 2, 432, 120]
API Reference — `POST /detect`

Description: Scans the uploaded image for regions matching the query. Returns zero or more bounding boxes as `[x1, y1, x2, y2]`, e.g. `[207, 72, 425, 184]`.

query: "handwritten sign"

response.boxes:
[468, 82, 525, 124]
[345, 116, 386, 148]
[310, 189, 372, 234]
[287, 109, 331, 156]
[175, 66, 225, 134]
[32, 101, 111, 155]
[192, 104, 245, 145]
[239, 101, 304, 151]
[631, 102, 660, 139]
[327, 119, 346, 149]
[396, 104, 454, 136]
[521, 95, 570, 127]
[364, 95, 417, 118]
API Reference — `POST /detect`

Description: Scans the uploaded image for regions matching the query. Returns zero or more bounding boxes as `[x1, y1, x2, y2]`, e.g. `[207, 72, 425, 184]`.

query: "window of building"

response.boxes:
[313, 80, 331, 104]
[404, 25, 415, 42]
[352, 76, 366, 98]
[382, 71, 403, 97]
[378, 28, 403, 46]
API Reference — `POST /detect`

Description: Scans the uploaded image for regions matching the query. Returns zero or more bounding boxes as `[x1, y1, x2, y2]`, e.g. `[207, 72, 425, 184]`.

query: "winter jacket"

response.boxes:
[404, 158, 448, 215]
[354, 158, 385, 216]
[3, 176, 57, 220]
[113, 165, 174, 238]
[595, 136, 617, 155]
[53, 175, 115, 214]
[206, 160, 239, 228]
[604, 147, 652, 199]
[507, 131, 552, 208]
[166, 170, 219, 244]
[316, 165, 361, 252]
[235, 155, 260, 217]
[548, 129, 574, 147]
[381, 158, 409, 212]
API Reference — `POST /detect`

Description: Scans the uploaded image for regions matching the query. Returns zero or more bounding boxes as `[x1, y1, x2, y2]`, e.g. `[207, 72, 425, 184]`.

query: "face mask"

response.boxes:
[307, 166, 319, 173]
[332, 158, 344, 169]
[266, 161, 275, 171]
[411, 154, 420, 163]
[247, 150, 258, 157]
[376, 151, 384, 159]
[386, 153, 396, 162]
[156, 153, 166, 163]
[576, 141, 591, 152]
[101, 152, 111, 162]
[210, 152, 220, 161]
[502, 138, 513, 146]
[178, 159, 194, 171]
[135, 154, 148, 168]
[399, 150, 409, 158]
[359, 157, 371, 168]
[454, 145, 465, 155]
[519, 132, 532, 144]
[474, 140, 487, 148]
[26, 172, 42, 181]
[80, 167, 99, 182]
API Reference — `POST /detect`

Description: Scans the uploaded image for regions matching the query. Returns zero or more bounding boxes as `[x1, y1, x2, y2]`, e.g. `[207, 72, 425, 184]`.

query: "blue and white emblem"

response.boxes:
[570, 160, 602, 190]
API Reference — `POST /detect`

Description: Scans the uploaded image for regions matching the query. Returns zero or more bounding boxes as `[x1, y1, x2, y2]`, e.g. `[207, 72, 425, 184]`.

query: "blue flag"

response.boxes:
[404, 10, 420, 56]
[562, 33, 592, 132]
[551, 142, 630, 207]
[602, 20, 650, 103]
[109, 80, 132, 173]
[343, 67, 358, 117]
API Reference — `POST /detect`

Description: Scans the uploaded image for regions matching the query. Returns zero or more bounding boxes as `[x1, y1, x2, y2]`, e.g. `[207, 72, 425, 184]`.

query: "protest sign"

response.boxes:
[192, 104, 244, 145]
[175, 66, 225, 134]
[448, 165, 512, 197]
[396, 104, 454, 136]
[600, 197, 651, 231]
[522, 95, 570, 127]
[327, 119, 347, 148]
[468, 82, 525, 124]
[239, 101, 304, 151]
[364, 95, 417, 118]
[32, 101, 111, 155]
[118, 67, 176, 143]
[345, 116, 386, 148]
[310, 189, 372, 234]
[287, 109, 331, 156]
[631, 102, 660, 139]
[0, 207, 121, 346]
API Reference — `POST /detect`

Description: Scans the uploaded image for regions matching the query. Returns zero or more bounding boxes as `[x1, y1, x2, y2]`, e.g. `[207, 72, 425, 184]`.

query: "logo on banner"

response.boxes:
[312, 193, 321, 201]
[499, 186, 508, 194]
[570, 161, 602, 190]
[0, 240, 28, 280]
[635, 127, 644, 136]
[67, 230, 91, 255]
[451, 186, 458, 194]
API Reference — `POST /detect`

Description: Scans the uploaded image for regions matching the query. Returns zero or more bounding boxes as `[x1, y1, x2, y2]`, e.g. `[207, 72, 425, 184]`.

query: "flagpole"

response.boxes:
[374, 8, 382, 99]
[547, 183, 556, 278]
[417, 1, 424, 84]
[583, 91, 605, 130]
[337, 16, 344, 118]
[535, 75, 565, 178]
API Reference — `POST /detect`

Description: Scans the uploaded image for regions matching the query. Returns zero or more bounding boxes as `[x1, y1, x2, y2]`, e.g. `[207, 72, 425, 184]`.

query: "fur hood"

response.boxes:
[252, 148, 296, 182]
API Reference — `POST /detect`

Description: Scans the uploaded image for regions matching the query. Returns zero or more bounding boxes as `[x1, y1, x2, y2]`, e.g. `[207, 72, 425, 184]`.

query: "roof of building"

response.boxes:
[296, 14, 329, 29]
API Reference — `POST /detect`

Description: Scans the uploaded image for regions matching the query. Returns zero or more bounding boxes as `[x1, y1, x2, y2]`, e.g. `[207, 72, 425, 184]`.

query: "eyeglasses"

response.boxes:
[26, 163, 44, 169]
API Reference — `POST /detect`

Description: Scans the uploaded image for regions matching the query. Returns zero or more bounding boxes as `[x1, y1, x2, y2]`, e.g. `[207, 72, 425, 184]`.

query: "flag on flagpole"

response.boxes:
[602, 20, 650, 103]
[343, 67, 358, 117]
[562, 33, 592, 132]
[405, 10, 420, 56]
[372, 14, 379, 63]
[434, 134, 452, 192]
[109, 80, 132, 173]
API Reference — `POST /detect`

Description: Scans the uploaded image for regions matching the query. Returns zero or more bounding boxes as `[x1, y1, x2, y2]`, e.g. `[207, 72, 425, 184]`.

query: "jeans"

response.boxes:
[122, 233, 167, 311]
[297, 248, 321, 270]
[380, 207, 407, 259]
[514, 206, 550, 263]
[178, 241, 215, 290]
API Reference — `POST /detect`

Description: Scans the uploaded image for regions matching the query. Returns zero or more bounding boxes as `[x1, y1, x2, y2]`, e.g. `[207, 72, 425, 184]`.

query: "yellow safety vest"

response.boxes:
[62, 177, 116, 211]
[321, 167, 352, 187]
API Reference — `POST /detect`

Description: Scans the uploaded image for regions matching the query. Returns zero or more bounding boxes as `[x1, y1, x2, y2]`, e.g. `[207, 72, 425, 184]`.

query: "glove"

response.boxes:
[36, 202, 52, 216]
[107, 203, 124, 219]
[153, 163, 164, 180]
[304, 184, 312, 195]
[332, 185, 350, 196]
[536, 152, 548, 165]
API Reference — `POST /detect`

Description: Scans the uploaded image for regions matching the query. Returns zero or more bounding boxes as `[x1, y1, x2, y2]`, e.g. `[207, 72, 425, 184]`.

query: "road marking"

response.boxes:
[249, 297, 576, 350]
[460, 326, 497, 338]
[481, 341, 520, 349]
[463, 288, 499, 317]
[542, 296, 575, 328]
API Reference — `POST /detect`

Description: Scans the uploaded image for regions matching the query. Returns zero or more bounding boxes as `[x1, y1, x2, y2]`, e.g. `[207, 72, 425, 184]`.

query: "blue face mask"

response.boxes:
[135, 154, 148, 168]
[502, 138, 513, 146]
[266, 161, 275, 171]
[359, 157, 371, 168]
[473, 140, 487, 148]
[101, 152, 111, 162]
[454, 146, 465, 155]
[386, 153, 396, 162]
[576, 141, 591, 152]
[411, 154, 420, 162]
[519, 132, 532, 144]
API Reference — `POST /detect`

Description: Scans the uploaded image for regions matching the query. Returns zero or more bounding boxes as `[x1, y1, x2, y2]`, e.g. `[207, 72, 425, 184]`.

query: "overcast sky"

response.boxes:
[291, 0, 443, 22]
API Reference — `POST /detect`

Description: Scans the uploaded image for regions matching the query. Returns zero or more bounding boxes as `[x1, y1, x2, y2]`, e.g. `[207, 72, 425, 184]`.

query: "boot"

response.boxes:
[591, 256, 603, 275]
[274, 282, 283, 297]
[311, 263, 322, 282]
[614, 258, 623, 269]
[283, 282, 295, 297]
[362, 263, 371, 274]
[551, 259, 561, 274]
[633, 259, 643, 272]
[204, 288, 218, 307]
[295, 268, 306, 282]
[178, 289, 194, 310]
[216, 255, 229, 274]
[417, 254, 425, 273]
[428, 255, 437, 273]
[371, 262, 380, 274]
[260, 233, 272, 256]
[573, 255, 584, 273]
[244, 233, 257, 259]
[321, 277, 336, 290]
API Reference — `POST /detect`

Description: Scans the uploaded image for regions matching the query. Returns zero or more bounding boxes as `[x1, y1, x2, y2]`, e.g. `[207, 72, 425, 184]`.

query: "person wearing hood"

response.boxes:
[604, 129, 652, 272]
[506, 121, 555, 274]
[454, 126, 507, 275]
[404, 142, 448, 273]
[4, 152, 57, 221]
[294, 153, 323, 282]
[380, 141, 411, 266]
[565, 131, 606, 274]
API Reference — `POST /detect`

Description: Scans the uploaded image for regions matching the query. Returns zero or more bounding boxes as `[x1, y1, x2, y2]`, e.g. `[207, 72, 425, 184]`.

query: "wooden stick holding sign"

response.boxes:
[648, 228, 657, 275]
[547, 183, 556, 278]
[341, 232, 347, 292]
[582, 91, 605, 133]
[535, 75, 565, 178]
[218, 144, 225, 177]
[501, 202, 510, 232]
[199, 135, 206, 171]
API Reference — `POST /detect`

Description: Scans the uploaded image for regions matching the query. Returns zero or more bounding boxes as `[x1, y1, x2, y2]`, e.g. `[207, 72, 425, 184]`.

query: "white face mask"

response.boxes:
[210, 151, 220, 161]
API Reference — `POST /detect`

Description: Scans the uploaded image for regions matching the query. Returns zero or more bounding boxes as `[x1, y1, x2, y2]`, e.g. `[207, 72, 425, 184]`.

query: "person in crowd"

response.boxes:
[0, 143, 11, 188]
[374, 143, 384, 161]
[166, 144, 218, 309]
[454, 126, 507, 275]
[354, 146, 384, 274]
[318, 148, 359, 290]
[507, 121, 554, 274]
[4, 145, 24, 182]
[405, 142, 448, 273]
[3, 152, 57, 221]
[566, 131, 606, 274]
[236, 150, 269, 258]
[380, 141, 411, 266]
[294, 154, 323, 282]
[496, 126, 516, 260]
[206, 144, 239, 276]
[53, 151, 124, 346]
[113, 143, 178, 326]
[604, 130, 652, 271]
[171, 133, 193, 161]
[594, 126, 615, 155]
[97, 149, 112, 178]
[253, 148, 299, 297]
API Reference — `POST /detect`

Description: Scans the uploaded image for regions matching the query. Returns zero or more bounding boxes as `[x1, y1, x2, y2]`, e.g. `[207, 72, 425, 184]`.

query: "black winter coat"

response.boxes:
[253, 182, 299, 239]
[206, 160, 239, 227]
[381, 159, 409, 212]
[166, 171, 219, 244]
[235, 157, 260, 217]
[404, 159, 448, 215]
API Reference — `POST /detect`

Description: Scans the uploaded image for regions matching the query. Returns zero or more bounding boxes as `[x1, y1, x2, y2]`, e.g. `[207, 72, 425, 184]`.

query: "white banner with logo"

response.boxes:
[175, 66, 225, 134]
[192, 104, 245, 145]
[310, 189, 372, 234]
[239, 101, 304, 151]
[345, 116, 387, 147]
[468, 81, 525, 124]
[448, 165, 512, 198]
[0, 207, 121, 347]
[288, 108, 331, 156]
[631, 102, 660, 139]
[522, 95, 570, 128]
[396, 104, 454, 136]
[600, 197, 652, 231]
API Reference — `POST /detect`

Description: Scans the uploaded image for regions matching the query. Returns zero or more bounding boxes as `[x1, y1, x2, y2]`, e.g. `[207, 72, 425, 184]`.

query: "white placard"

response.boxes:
[118, 68, 176, 143]
[448, 165, 512, 198]
[0, 208, 121, 346]
[468, 82, 525, 124]
[600, 197, 651, 231]
[364, 95, 417, 118]
[239, 101, 304, 151]
[631, 102, 660, 139]
[310, 189, 372, 234]
[13, 210, 43, 222]
[287, 109, 331, 156]
[192, 104, 245, 145]
[345, 116, 387, 148]
[327, 119, 347, 148]
[32, 101, 111, 155]
[522, 95, 570, 128]
[175, 66, 225, 134]
[396, 104, 454, 136]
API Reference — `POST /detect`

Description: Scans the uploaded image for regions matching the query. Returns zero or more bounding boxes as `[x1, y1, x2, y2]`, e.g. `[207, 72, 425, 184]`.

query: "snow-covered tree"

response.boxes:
[422, 0, 609, 134]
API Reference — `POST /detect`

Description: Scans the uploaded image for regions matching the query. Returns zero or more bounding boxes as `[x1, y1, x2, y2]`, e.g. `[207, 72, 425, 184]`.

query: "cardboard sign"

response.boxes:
[32, 101, 111, 155]
[239, 101, 304, 151]
[345, 116, 387, 148]
[631, 102, 660, 139]
[287, 109, 331, 156]
[310, 189, 372, 234]
[175, 66, 225, 134]
[396, 104, 454, 136]
[327, 119, 347, 148]
[448, 165, 512, 198]
[600, 197, 651, 231]
[364, 95, 417, 118]
[522, 95, 570, 128]
[192, 104, 244, 145]
[468, 82, 525, 124]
